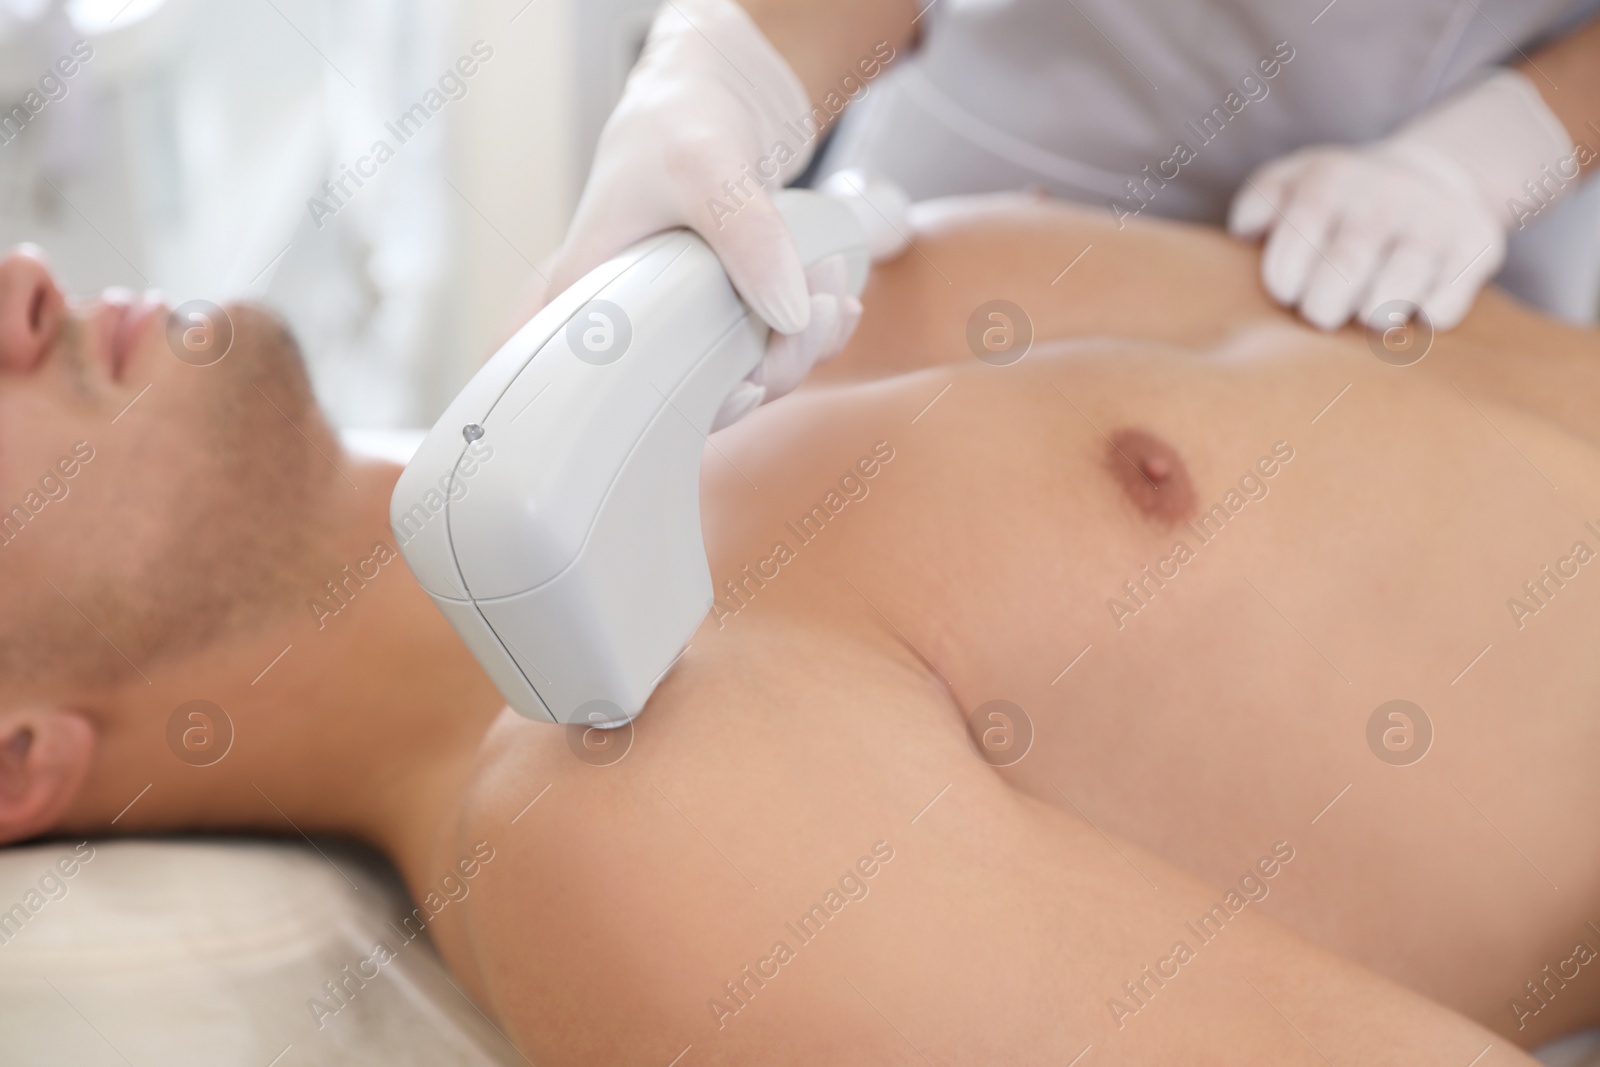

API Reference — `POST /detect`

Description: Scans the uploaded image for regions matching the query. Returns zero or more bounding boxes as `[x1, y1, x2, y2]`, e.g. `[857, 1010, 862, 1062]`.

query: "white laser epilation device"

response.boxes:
[391, 190, 871, 728]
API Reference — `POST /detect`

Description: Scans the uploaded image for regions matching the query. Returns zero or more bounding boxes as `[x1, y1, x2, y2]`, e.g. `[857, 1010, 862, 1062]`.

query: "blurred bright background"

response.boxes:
[0, 0, 657, 430]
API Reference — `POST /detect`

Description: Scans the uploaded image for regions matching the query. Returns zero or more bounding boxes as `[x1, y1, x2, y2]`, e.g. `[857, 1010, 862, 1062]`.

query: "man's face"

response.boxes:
[0, 247, 333, 700]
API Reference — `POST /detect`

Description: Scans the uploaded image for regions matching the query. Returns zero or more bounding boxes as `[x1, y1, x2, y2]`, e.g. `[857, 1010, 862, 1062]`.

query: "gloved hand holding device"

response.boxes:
[1229, 69, 1578, 331]
[543, 0, 864, 429]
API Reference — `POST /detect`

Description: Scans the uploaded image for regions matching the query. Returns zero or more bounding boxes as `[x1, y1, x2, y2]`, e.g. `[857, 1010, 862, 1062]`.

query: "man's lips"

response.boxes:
[97, 292, 163, 382]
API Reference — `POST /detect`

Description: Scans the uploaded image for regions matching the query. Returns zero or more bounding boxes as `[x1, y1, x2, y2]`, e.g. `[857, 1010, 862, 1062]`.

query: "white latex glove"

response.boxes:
[711, 253, 863, 430]
[543, 0, 853, 428]
[1229, 69, 1576, 331]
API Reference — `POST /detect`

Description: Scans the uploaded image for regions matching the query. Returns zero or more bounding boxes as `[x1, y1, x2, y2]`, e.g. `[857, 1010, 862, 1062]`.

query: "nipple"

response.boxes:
[1106, 428, 1196, 528]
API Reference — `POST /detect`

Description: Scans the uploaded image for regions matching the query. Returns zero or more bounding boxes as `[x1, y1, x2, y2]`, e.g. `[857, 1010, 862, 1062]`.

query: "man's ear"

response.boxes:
[0, 708, 95, 844]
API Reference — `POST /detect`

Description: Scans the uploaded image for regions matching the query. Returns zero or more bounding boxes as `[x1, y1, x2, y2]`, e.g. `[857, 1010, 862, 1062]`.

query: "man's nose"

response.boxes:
[0, 248, 64, 374]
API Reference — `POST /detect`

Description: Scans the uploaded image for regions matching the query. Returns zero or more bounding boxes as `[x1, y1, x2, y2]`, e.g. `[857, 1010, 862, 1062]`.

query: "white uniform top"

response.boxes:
[820, 0, 1600, 317]
[826, 0, 1598, 216]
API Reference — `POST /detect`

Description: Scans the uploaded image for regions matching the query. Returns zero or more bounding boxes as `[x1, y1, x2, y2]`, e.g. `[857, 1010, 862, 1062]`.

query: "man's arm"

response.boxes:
[738, 0, 919, 120]
[1520, 12, 1600, 173]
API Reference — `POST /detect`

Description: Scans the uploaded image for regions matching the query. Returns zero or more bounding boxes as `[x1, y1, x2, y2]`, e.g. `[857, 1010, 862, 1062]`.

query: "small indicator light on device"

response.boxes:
[463, 424, 485, 442]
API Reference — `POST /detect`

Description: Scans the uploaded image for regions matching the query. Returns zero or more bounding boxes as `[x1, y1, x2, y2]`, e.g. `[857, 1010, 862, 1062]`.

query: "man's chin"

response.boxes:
[225, 300, 311, 379]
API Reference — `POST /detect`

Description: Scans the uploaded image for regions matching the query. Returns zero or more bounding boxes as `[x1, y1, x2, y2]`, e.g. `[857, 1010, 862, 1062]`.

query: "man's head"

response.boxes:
[0, 246, 348, 840]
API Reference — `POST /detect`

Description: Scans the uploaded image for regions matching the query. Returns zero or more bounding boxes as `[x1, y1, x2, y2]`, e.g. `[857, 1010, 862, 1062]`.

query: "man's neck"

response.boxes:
[68, 455, 509, 891]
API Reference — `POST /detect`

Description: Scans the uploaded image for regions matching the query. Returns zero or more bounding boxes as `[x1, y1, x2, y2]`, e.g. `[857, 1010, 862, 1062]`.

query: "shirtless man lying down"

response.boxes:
[1, 193, 1597, 1065]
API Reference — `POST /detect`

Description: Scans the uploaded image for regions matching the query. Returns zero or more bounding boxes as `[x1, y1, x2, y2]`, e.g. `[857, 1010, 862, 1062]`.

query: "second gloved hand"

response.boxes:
[1228, 69, 1576, 331]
